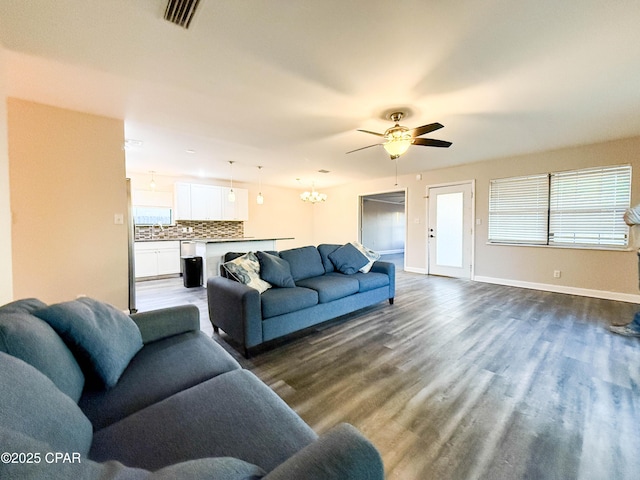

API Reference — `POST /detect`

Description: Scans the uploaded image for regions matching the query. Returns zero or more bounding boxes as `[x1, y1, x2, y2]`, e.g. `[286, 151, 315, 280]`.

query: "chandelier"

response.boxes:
[300, 184, 327, 203]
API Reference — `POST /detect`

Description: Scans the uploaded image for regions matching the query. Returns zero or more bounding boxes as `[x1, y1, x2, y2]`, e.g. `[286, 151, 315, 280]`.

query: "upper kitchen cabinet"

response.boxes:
[190, 184, 223, 220]
[174, 182, 192, 220]
[221, 187, 249, 221]
[132, 189, 173, 207]
[174, 182, 248, 221]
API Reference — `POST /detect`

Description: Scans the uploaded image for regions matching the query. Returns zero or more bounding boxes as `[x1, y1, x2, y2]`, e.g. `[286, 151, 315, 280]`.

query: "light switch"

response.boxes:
[114, 213, 124, 225]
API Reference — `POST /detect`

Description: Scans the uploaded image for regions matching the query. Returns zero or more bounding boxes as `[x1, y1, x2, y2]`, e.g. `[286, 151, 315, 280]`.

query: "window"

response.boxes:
[132, 207, 173, 226]
[488, 165, 631, 248]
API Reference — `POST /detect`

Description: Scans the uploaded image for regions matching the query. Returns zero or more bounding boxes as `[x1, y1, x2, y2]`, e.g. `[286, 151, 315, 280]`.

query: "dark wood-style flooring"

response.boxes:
[135, 257, 640, 479]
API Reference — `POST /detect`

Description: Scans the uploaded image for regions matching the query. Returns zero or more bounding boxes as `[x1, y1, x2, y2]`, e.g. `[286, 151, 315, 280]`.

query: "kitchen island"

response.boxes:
[193, 237, 293, 279]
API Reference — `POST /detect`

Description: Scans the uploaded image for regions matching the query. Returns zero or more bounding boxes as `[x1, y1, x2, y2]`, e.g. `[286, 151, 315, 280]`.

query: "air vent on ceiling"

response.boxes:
[164, 0, 200, 29]
[318, 169, 331, 174]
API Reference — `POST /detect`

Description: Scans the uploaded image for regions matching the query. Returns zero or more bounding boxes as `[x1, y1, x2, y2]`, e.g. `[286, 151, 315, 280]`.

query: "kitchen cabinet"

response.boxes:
[174, 183, 192, 220]
[190, 184, 223, 220]
[174, 182, 248, 221]
[134, 241, 180, 279]
[221, 187, 249, 221]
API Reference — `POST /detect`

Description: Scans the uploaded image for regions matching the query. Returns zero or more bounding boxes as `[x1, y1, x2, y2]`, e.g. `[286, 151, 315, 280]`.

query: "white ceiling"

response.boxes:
[2, 0, 640, 189]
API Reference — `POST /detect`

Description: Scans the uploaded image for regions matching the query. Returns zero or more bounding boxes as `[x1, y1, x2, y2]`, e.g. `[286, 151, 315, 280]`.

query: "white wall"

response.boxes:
[315, 136, 640, 301]
[0, 48, 13, 304]
[9, 99, 129, 308]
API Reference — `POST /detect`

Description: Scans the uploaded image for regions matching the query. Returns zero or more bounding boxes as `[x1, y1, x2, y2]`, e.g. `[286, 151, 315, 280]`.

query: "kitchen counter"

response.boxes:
[192, 237, 294, 279]
[135, 237, 292, 243]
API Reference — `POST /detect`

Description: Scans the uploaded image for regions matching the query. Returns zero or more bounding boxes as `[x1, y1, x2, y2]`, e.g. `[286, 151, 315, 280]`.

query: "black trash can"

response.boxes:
[182, 256, 203, 288]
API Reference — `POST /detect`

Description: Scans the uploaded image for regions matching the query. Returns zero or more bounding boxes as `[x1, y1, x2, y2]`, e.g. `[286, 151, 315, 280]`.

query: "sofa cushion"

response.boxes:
[261, 287, 318, 319]
[351, 241, 381, 273]
[0, 300, 85, 402]
[296, 274, 360, 303]
[80, 331, 241, 430]
[152, 457, 266, 480]
[256, 251, 295, 288]
[346, 271, 390, 292]
[35, 297, 143, 389]
[279, 246, 325, 281]
[1, 425, 266, 480]
[0, 352, 93, 455]
[90, 369, 318, 472]
[317, 244, 341, 273]
[223, 252, 272, 293]
[328, 243, 369, 275]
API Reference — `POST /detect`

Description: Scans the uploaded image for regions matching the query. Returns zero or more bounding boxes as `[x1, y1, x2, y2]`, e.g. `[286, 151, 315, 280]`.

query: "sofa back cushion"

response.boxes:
[34, 297, 143, 389]
[0, 351, 93, 455]
[0, 299, 85, 402]
[279, 246, 325, 281]
[317, 244, 341, 273]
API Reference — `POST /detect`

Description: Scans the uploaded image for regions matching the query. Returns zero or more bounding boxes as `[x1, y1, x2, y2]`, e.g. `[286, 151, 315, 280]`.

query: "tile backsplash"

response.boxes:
[135, 220, 244, 241]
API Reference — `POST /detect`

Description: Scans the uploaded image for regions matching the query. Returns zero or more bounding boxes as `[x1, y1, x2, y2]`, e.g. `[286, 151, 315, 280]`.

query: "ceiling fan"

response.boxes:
[347, 111, 452, 159]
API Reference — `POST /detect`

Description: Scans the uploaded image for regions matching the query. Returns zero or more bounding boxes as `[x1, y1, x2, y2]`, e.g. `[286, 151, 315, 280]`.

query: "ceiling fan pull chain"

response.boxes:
[395, 158, 398, 186]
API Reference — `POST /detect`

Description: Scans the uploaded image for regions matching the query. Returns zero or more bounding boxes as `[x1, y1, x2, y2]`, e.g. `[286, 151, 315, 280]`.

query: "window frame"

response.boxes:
[488, 164, 632, 250]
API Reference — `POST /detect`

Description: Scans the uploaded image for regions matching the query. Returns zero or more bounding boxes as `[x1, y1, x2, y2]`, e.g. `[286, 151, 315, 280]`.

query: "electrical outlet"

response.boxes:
[553, 270, 561, 278]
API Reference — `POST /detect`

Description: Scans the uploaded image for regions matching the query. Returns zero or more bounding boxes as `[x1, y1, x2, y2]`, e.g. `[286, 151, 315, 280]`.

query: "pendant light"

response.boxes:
[256, 166, 264, 205]
[149, 171, 157, 190]
[228, 161, 236, 203]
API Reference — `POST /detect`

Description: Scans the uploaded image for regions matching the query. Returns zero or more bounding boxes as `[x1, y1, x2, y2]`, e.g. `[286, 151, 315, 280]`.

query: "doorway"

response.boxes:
[360, 190, 406, 269]
[427, 182, 474, 278]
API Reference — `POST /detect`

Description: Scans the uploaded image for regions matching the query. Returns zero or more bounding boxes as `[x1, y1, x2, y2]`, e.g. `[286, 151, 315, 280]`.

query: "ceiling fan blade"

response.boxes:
[357, 129, 385, 137]
[411, 122, 444, 137]
[346, 144, 382, 154]
[412, 138, 452, 148]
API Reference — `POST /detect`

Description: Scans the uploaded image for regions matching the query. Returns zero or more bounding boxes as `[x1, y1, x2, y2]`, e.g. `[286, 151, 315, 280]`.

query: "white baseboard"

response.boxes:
[473, 275, 640, 304]
[404, 266, 428, 274]
[379, 249, 404, 255]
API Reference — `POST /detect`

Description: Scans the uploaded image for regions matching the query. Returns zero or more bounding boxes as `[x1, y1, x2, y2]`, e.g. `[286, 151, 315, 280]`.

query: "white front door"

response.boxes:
[427, 182, 474, 278]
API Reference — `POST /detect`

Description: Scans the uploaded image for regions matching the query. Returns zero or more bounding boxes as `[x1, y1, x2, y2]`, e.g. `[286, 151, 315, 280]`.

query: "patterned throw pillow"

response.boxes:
[351, 241, 381, 273]
[222, 252, 272, 293]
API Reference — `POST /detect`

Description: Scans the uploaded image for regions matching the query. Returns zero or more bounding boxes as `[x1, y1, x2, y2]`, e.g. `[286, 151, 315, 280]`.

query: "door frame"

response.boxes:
[358, 188, 408, 270]
[425, 180, 476, 279]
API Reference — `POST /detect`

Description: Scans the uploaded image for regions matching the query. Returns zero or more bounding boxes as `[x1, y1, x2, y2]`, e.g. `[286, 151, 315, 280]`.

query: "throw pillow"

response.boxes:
[256, 251, 295, 288]
[222, 252, 272, 293]
[351, 241, 381, 273]
[34, 297, 143, 389]
[328, 243, 369, 275]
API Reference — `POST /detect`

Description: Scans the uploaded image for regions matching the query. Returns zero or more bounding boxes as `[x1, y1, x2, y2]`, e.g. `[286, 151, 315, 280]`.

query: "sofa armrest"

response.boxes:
[130, 304, 200, 344]
[207, 276, 263, 350]
[264, 423, 384, 480]
[370, 261, 395, 300]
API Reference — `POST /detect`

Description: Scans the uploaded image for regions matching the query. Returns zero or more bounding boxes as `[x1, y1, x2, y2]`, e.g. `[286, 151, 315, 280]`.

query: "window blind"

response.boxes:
[488, 174, 549, 244]
[549, 165, 631, 247]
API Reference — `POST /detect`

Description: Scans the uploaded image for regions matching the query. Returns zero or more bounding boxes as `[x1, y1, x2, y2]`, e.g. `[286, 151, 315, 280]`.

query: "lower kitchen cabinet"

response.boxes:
[134, 241, 180, 279]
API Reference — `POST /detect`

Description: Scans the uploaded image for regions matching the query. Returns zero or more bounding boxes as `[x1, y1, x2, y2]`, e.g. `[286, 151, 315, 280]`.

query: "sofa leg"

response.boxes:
[213, 325, 219, 334]
[389, 298, 394, 305]
[243, 346, 251, 359]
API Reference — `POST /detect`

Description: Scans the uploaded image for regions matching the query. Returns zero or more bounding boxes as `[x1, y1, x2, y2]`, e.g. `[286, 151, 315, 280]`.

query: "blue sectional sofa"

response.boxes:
[207, 244, 395, 356]
[0, 297, 384, 479]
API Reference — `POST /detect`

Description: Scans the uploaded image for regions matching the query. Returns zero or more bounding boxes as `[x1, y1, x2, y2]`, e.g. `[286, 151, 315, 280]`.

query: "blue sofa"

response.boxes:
[0, 297, 384, 479]
[207, 244, 395, 356]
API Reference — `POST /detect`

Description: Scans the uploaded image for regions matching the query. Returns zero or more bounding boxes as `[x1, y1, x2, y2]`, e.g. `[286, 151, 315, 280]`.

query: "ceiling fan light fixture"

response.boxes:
[383, 137, 412, 158]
